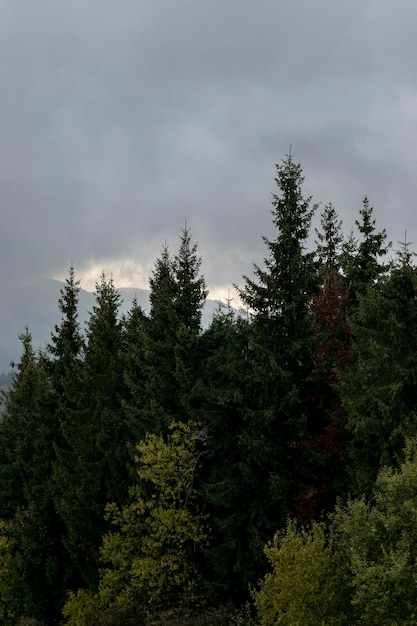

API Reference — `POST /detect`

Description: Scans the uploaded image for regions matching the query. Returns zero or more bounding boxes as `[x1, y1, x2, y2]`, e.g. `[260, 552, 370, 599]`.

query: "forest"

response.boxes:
[1, 153, 417, 625]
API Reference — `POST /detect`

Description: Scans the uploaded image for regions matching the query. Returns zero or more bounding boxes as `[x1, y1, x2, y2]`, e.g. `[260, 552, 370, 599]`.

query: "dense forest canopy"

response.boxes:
[1, 154, 417, 625]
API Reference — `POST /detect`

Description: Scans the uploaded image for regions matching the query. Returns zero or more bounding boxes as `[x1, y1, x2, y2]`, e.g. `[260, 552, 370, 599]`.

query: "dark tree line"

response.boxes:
[1, 153, 416, 625]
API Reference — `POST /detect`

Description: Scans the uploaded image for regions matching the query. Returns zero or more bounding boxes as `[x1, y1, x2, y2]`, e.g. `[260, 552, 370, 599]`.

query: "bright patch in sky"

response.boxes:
[55, 259, 151, 293]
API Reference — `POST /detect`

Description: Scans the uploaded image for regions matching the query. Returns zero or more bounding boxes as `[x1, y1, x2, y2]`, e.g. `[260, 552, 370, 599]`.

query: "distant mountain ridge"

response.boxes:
[0, 277, 228, 375]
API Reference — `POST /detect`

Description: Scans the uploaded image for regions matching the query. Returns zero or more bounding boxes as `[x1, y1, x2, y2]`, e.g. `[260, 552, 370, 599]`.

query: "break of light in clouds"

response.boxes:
[0, 0, 416, 299]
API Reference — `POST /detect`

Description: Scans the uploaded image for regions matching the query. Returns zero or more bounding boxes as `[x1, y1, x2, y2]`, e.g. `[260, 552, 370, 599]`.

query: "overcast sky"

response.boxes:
[1, 0, 417, 301]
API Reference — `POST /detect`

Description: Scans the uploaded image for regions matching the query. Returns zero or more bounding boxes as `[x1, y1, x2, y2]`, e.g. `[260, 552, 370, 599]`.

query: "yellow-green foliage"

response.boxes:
[254, 520, 340, 626]
[99, 421, 209, 617]
[0, 520, 17, 625]
[62, 589, 100, 626]
[332, 437, 417, 625]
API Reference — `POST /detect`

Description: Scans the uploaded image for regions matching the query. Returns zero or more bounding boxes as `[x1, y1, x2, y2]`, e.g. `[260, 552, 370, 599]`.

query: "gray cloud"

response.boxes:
[0, 0, 416, 298]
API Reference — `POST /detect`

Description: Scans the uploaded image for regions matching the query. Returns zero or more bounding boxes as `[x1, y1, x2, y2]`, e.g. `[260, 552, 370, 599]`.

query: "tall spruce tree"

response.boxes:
[54, 273, 127, 589]
[294, 204, 350, 520]
[343, 197, 391, 302]
[173, 226, 208, 335]
[145, 243, 179, 430]
[0, 331, 65, 622]
[48, 265, 84, 389]
[238, 152, 317, 485]
[340, 256, 417, 496]
[144, 230, 207, 430]
[121, 298, 152, 456]
[173, 226, 207, 417]
[315, 202, 344, 273]
[196, 308, 263, 604]
[213, 153, 319, 596]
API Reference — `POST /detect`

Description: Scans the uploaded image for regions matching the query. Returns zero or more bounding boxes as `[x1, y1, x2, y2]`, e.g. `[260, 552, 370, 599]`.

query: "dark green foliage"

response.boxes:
[48, 265, 85, 380]
[315, 202, 344, 273]
[292, 203, 351, 519]
[145, 243, 181, 429]
[121, 298, 152, 452]
[173, 227, 208, 417]
[342, 196, 391, 302]
[173, 226, 208, 335]
[54, 273, 128, 589]
[236, 152, 318, 530]
[1, 155, 415, 623]
[0, 331, 66, 622]
[340, 261, 417, 495]
[143, 229, 207, 431]
[196, 308, 263, 604]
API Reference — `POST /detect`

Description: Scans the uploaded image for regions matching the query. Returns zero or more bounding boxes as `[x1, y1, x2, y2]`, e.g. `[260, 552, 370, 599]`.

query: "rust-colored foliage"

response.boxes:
[292, 272, 351, 523]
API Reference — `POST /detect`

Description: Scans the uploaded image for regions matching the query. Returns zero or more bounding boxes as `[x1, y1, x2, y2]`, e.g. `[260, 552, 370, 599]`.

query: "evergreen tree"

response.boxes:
[48, 264, 84, 385]
[293, 204, 350, 521]
[344, 197, 391, 302]
[173, 226, 208, 335]
[237, 152, 318, 528]
[145, 243, 179, 430]
[315, 202, 344, 274]
[196, 307, 260, 604]
[0, 331, 65, 622]
[121, 298, 152, 455]
[144, 230, 207, 430]
[0, 329, 40, 519]
[173, 226, 207, 417]
[340, 258, 417, 496]
[54, 273, 127, 589]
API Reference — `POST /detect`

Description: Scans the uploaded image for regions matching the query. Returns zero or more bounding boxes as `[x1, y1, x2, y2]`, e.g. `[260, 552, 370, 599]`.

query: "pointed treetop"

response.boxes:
[239, 152, 317, 318]
[396, 231, 416, 267]
[315, 203, 344, 272]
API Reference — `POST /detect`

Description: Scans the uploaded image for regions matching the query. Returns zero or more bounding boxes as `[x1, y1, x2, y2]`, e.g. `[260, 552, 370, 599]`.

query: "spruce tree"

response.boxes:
[237, 152, 318, 518]
[315, 202, 344, 273]
[145, 243, 179, 430]
[294, 204, 349, 520]
[144, 230, 207, 430]
[47, 265, 84, 390]
[340, 257, 417, 496]
[121, 298, 152, 455]
[54, 273, 127, 588]
[0, 331, 65, 622]
[344, 197, 391, 302]
[173, 226, 208, 335]
[196, 308, 263, 604]
[173, 226, 207, 417]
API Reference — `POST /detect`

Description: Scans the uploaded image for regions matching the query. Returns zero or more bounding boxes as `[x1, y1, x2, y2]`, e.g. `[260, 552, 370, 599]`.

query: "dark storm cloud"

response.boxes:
[0, 0, 416, 296]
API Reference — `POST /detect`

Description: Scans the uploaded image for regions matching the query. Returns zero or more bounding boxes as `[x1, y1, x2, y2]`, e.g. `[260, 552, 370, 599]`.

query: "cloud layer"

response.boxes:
[1, 0, 416, 298]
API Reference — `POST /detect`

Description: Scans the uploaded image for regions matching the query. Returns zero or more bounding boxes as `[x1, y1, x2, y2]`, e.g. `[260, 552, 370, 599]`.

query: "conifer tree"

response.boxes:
[340, 253, 417, 496]
[54, 273, 127, 588]
[173, 226, 208, 416]
[121, 298, 152, 455]
[0, 329, 40, 518]
[315, 202, 344, 273]
[144, 230, 207, 430]
[293, 204, 349, 520]
[196, 308, 264, 604]
[237, 152, 318, 526]
[0, 331, 65, 622]
[173, 226, 208, 335]
[145, 243, 179, 430]
[48, 265, 84, 382]
[344, 197, 391, 302]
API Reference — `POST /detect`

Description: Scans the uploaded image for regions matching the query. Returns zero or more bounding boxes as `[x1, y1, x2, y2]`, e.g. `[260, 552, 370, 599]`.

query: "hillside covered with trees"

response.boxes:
[2, 153, 417, 625]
